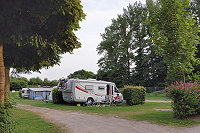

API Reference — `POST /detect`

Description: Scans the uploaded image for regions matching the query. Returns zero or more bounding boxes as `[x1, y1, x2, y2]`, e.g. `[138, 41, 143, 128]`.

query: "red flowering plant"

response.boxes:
[166, 81, 200, 119]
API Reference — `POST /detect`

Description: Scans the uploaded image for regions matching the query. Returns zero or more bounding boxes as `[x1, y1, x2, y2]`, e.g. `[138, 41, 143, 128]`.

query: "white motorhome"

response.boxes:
[58, 79, 123, 104]
[21, 88, 30, 98]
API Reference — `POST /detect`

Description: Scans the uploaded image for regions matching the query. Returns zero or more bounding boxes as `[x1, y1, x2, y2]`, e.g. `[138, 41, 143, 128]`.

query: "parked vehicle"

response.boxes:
[21, 88, 30, 98]
[21, 87, 53, 100]
[29, 88, 53, 100]
[58, 79, 123, 104]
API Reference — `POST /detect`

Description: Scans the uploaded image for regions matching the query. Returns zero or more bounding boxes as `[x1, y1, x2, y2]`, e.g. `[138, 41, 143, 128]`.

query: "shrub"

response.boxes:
[0, 102, 14, 133]
[122, 86, 146, 105]
[18, 90, 22, 98]
[166, 81, 200, 119]
[52, 87, 65, 104]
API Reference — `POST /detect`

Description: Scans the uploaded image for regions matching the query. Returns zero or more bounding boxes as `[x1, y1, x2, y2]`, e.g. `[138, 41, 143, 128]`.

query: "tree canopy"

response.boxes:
[147, 0, 199, 82]
[68, 69, 96, 79]
[0, 0, 85, 103]
[97, 2, 167, 87]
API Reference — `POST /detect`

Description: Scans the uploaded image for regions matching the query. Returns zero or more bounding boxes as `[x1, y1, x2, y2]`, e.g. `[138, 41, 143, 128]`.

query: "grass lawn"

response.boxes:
[145, 92, 171, 101]
[11, 91, 200, 127]
[12, 108, 64, 133]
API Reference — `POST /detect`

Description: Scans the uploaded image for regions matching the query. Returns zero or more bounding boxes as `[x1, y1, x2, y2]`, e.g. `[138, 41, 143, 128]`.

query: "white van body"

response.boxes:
[21, 88, 30, 98]
[58, 79, 123, 103]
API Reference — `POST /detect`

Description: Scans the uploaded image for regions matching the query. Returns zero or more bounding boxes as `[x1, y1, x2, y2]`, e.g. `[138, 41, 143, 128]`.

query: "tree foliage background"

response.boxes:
[147, 0, 199, 83]
[10, 77, 58, 90]
[97, 0, 200, 88]
[97, 1, 167, 88]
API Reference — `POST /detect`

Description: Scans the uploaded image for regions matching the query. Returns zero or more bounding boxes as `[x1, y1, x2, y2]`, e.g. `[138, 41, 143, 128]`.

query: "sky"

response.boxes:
[20, 0, 146, 80]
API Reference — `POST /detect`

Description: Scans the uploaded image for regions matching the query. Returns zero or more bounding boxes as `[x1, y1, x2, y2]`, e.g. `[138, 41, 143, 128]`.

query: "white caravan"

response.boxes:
[21, 88, 30, 98]
[58, 79, 123, 104]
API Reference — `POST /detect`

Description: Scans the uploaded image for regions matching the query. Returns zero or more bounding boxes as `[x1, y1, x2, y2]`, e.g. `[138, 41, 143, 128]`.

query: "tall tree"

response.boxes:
[0, 0, 85, 103]
[97, 2, 159, 87]
[68, 69, 96, 79]
[187, 0, 200, 81]
[147, 0, 199, 83]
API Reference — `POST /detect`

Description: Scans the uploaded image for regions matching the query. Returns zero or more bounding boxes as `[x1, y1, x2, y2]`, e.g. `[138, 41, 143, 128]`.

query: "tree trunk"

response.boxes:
[183, 70, 185, 83]
[0, 44, 5, 104]
[5, 67, 10, 102]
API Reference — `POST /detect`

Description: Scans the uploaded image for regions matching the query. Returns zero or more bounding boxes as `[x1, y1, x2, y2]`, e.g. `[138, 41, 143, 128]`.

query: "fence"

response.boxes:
[145, 87, 166, 93]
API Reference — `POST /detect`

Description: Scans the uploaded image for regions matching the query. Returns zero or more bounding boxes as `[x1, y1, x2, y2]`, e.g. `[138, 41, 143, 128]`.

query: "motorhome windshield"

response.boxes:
[114, 87, 120, 93]
[58, 82, 66, 88]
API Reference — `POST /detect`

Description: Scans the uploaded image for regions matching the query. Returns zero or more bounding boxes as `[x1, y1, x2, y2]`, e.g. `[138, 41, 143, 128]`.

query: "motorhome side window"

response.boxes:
[98, 86, 105, 90]
[36, 92, 42, 96]
[85, 85, 93, 90]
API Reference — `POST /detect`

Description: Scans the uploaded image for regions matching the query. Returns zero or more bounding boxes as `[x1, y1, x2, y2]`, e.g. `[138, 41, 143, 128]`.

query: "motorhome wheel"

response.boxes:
[86, 98, 94, 106]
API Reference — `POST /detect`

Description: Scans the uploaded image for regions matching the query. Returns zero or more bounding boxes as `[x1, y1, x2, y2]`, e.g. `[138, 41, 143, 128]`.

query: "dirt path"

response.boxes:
[16, 104, 200, 133]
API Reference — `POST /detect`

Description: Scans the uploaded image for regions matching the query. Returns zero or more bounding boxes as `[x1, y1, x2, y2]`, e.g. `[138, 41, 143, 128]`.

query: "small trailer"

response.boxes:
[21, 88, 30, 98]
[29, 88, 53, 100]
[58, 79, 123, 105]
[21, 87, 53, 100]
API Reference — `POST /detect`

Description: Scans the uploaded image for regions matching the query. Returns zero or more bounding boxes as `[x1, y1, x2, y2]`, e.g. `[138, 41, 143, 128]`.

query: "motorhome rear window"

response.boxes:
[85, 85, 93, 90]
[98, 86, 105, 90]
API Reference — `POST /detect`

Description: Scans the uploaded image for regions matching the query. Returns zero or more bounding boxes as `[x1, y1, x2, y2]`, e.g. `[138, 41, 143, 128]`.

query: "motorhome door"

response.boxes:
[106, 84, 114, 96]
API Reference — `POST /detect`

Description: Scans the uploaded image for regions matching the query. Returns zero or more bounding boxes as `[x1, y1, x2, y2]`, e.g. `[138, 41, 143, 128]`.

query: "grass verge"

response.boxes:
[131, 111, 200, 127]
[145, 92, 170, 101]
[12, 108, 64, 133]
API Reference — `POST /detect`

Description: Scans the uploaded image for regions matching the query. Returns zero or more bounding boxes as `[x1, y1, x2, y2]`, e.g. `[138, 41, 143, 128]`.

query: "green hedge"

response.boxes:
[122, 86, 146, 105]
[52, 87, 65, 104]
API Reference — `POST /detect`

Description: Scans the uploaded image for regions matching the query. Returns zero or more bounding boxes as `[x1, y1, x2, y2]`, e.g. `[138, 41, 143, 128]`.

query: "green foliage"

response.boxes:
[187, 71, 200, 84]
[10, 77, 58, 90]
[28, 77, 43, 86]
[147, 0, 200, 82]
[28, 77, 58, 87]
[68, 69, 96, 79]
[18, 90, 22, 98]
[97, 2, 146, 87]
[1, 0, 85, 72]
[10, 77, 28, 90]
[133, 46, 167, 87]
[97, 2, 167, 87]
[166, 81, 200, 119]
[0, 102, 14, 133]
[122, 86, 146, 105]
[52, 88, 65, 104]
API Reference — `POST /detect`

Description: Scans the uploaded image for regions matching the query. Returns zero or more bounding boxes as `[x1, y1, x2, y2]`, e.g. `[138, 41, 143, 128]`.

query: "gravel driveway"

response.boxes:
[16, 104, 200, 133]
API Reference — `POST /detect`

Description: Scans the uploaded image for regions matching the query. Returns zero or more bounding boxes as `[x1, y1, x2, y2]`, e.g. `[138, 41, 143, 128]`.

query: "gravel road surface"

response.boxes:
[16, 104, 200, 133]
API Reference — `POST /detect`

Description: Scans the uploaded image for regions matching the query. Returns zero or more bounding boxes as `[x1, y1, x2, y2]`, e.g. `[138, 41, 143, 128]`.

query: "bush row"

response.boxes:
[52, 87, 65, 104]
[122, 86, 146, 105]
[166, 81, 200, 119]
